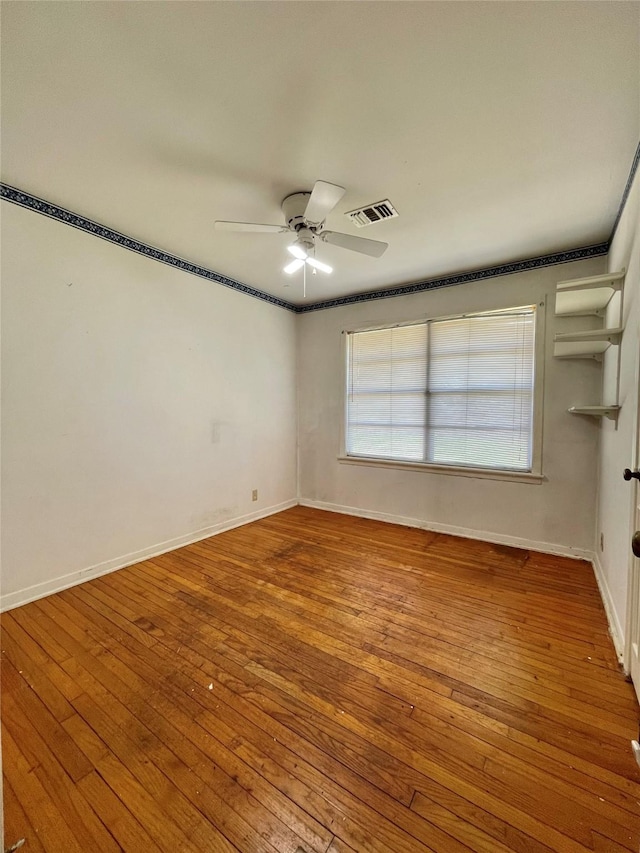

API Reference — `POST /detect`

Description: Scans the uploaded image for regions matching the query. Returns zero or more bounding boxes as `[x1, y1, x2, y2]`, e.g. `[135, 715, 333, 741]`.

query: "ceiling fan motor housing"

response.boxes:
[282, 192, 321, 232]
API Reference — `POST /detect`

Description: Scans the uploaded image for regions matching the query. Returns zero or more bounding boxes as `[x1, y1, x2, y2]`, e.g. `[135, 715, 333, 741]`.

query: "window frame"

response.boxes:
[339, 300, 546, 484]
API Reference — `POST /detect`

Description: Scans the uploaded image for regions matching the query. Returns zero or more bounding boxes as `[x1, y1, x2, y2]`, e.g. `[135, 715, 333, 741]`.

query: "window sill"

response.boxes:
[337, 455, 545, 484]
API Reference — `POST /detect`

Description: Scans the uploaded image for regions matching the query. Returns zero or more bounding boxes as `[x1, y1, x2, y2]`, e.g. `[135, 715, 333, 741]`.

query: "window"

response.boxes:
[345, 306, 537, 473]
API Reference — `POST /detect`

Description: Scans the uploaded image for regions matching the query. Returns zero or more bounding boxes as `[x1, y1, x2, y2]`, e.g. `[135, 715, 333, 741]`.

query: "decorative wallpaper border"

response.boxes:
[0, 184, 297, 312]
[3, 137, 638, 315]
[299, 138, 639, 313]
[295, 243, 609, 313]
[610, 139, 640, 242]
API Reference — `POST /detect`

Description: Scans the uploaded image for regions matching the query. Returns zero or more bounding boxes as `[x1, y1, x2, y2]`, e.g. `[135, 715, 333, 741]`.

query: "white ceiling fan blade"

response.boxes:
[305, 257, 333, 274]
[284, 259, 305, 274]
[303, 181, 346, 224]
[321, 230, 388, 258]
[215, 221, 286, 233]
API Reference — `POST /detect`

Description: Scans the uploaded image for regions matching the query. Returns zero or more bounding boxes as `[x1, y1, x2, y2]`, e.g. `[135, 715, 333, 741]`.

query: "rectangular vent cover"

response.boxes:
[345, 199, 398, 228]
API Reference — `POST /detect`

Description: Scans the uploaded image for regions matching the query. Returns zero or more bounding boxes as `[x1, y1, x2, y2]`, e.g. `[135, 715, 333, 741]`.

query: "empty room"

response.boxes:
[2, 1, 640, 851]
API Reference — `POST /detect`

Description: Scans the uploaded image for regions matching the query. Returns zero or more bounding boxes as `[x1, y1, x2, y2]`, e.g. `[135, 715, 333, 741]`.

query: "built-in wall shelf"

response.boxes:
[554, 269, 625, 421]
[554, 327, 623, 344]
[568, 406, 621, 421]
[555, 270, 625, 317]
[554, 343, 607, 359]
[553, 327, 623, 358]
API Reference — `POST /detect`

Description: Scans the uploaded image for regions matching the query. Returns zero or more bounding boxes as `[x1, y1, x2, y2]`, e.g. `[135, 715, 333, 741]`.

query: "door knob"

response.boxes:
[623, 468, 640, 481]
[633, 531, 640, 559]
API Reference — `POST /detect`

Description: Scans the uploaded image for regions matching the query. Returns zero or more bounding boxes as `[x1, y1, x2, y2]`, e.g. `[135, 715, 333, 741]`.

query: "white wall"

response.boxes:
[298, 257, 606, 556]
[2, 194, 630, 633]
[596, 166, 640, 657]
[1, 204, 298, 609]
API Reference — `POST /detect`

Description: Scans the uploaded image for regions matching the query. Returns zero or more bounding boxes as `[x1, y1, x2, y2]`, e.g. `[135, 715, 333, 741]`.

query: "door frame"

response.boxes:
[623, 309, 640, 687]
[625, 477, 639, 683]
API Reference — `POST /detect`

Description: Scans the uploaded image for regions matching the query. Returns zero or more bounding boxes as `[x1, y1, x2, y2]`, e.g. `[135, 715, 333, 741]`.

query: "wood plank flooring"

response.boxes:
[2, 505, 640, 852]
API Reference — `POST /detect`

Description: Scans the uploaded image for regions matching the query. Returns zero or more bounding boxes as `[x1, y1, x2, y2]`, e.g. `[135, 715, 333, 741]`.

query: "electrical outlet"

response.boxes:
[252, 489, 258, 502]
[600, 532, 604, 551]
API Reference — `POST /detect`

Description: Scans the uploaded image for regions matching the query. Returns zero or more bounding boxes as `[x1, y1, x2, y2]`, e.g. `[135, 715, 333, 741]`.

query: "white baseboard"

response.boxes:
[301, 498, 629, 666]
[0, 499, 297, 613]
[591, 551, 626, 666]
[6, 496, 624, 673]
[298, 498, 594, 561]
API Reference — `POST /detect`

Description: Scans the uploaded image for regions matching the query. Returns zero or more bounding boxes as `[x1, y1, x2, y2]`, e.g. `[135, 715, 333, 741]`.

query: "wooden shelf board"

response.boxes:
[554, 340, 610, 358]
[568, 406, 620, 420]
[553, 351, 603, 361]
[554, 327, 623, 344]
[555, 287, 614, 316]
[556, 270, 625, 292]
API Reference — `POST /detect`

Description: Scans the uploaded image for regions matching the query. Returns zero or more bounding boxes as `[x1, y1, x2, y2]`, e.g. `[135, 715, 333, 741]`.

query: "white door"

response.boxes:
[630, 478, 640, 700]
[629, 334, 640, 770]
[629, 464, 640, 701]
[629, 457, 640, 770]
[628, 323, 640, 708]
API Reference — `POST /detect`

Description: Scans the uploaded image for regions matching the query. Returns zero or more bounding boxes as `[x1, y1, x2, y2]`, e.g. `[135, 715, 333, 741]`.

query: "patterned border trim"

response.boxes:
[3, 142, 637, 316]
[296, 243, 609, 313]
[0, 183, 297, 312]
[298, 137, 639, 313]
[610, 139, 640, 242]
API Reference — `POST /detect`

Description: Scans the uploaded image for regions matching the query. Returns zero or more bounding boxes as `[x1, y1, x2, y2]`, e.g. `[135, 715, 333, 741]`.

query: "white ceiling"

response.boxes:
[2, 2, 639, 306]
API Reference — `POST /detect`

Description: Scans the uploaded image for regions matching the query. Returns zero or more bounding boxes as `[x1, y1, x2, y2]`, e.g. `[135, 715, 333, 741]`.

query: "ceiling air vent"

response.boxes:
[345, 199, 398, 228]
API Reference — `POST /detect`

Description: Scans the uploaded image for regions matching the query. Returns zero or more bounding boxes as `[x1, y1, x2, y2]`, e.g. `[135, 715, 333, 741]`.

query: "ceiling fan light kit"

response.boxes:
[284, 258, 305, 275]
[284, 249, 333, 277]
[214, 179, 389, 293]
[287, 241, 309, 260]
[306, 257, 332, 274]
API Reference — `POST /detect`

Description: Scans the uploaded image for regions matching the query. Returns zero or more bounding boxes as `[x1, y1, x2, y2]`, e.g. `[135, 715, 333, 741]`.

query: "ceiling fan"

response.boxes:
[214, 181, 388, 281]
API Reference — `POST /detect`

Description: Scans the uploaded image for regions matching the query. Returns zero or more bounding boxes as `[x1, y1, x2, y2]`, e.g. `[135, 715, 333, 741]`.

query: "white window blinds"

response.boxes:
[346, 307, 536, 472]
[346, 324, 428, 462]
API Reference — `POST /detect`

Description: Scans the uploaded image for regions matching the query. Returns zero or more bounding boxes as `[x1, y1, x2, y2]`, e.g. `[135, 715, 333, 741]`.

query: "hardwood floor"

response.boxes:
[2, 505, 639, 852]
